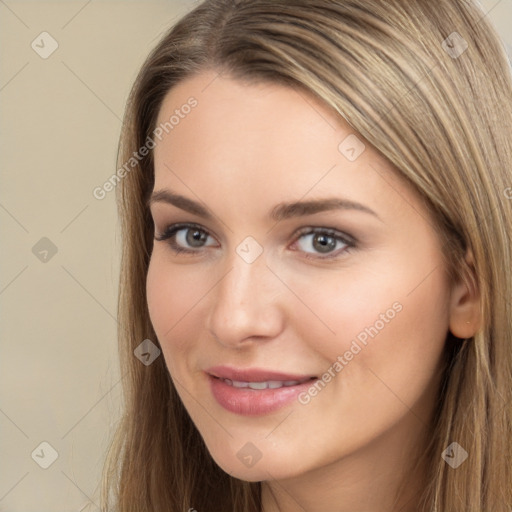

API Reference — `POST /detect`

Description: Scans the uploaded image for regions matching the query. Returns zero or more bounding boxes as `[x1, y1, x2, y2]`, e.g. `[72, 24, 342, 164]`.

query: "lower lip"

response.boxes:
[208, 374, 317, 416]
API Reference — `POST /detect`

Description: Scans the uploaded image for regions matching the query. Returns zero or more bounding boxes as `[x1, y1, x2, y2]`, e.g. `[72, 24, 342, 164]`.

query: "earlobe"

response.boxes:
[448, 248, 482, 339]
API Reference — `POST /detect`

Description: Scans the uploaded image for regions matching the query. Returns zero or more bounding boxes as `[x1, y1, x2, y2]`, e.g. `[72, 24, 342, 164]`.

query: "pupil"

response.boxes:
[313, 234, 336, 253]
[187, 229, 206, 247]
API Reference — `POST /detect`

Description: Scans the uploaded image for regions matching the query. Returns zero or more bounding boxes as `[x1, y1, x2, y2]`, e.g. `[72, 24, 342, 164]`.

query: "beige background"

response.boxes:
[0, 1, 510, 511]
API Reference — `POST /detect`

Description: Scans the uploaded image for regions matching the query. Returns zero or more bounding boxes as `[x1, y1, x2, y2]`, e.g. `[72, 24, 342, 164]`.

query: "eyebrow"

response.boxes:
[148, 188, 381, 222]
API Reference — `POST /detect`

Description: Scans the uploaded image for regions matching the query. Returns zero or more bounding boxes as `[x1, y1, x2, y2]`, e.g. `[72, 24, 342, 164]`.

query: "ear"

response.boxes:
[448, 248, 481, 339]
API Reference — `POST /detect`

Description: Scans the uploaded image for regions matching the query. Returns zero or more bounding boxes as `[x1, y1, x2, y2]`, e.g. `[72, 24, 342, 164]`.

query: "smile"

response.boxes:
[208, 374, 318, 416]
[220, 377, 312, 389]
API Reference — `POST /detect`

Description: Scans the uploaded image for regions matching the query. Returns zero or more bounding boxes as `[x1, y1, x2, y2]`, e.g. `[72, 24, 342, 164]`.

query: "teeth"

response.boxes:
[248, 381, 268, 390]
[231, 380, 249, 388]
[222, 378, 304, 389]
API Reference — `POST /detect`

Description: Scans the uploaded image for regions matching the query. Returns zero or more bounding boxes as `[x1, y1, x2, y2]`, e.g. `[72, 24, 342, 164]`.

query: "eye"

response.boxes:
[154, 222, 218, 254]
[154, 223, 356, 260]
[291, 227, 355, 259]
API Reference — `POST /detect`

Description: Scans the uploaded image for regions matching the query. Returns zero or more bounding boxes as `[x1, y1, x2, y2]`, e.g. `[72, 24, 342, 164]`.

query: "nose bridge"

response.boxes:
[207, 242, 283, 344]
[216, 246, 270, 314]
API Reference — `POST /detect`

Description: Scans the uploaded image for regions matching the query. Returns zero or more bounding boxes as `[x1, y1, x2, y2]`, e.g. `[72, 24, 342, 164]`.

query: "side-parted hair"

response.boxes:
[101, 1, 512, 510]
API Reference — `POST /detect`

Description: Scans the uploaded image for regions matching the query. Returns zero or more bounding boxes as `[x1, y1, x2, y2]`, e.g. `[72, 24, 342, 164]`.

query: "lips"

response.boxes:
[205, 365, 319, 416]
[221, 378, 310, 389]
[206, 365, 317, 383]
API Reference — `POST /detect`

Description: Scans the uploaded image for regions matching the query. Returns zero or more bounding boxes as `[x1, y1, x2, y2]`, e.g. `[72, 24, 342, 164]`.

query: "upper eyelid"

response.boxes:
[294, 225, 354, 241]
[160, 222, 219, 240]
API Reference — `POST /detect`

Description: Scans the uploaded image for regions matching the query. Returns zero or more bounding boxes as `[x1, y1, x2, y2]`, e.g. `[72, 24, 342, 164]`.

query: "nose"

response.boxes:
[206, 246, 285, 348]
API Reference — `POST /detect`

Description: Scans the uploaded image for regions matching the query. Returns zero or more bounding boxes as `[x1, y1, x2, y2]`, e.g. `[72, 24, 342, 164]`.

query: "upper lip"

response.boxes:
[206, 365, 317, 382]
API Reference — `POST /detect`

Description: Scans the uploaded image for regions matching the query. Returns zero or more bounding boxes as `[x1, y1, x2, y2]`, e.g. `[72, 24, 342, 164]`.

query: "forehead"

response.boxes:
[151, 71, 423, 227]
[154, 71, 341, 159]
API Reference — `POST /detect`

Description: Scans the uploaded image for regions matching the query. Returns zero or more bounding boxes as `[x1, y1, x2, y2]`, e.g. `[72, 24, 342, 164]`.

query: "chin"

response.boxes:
[207, 444, 305, 482]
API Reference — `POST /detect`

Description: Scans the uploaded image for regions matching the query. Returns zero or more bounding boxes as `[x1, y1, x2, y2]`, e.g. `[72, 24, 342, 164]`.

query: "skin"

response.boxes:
[146, 70, 480, 512]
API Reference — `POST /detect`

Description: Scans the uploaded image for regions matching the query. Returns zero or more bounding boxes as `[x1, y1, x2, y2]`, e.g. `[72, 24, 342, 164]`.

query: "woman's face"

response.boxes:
[146, 70, 454, 483]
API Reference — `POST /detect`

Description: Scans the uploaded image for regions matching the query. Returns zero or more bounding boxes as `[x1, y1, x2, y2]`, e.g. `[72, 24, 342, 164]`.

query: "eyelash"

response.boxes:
[154, 222, 357, 261]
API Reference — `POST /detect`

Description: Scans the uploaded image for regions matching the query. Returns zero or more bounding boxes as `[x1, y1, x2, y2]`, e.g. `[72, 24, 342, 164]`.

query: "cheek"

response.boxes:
[146, 253, 208, 355]
[288, 254, 450, 386]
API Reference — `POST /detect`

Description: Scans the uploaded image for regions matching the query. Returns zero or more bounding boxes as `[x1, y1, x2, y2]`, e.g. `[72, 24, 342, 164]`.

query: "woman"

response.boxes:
[101, 1, 512, 510]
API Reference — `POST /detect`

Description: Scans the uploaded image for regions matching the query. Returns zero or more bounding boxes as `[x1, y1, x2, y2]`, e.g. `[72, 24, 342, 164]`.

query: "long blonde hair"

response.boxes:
[101, 1, 512, 510]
